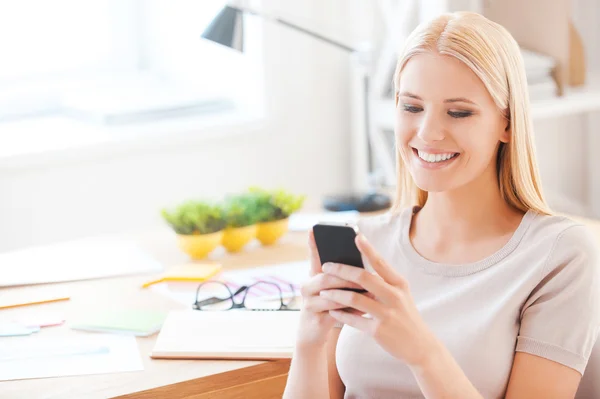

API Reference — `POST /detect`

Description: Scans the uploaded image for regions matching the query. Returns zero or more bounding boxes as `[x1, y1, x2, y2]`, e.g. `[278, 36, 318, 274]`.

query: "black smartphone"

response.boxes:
[312, 222, 366, 292]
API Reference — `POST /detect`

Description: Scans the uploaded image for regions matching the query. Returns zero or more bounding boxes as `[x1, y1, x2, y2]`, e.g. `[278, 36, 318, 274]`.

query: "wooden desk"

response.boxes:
[0, 228, 310, 399]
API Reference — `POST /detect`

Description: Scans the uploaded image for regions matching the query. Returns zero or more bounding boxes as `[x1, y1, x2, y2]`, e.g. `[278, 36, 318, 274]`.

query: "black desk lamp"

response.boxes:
[202, 5, 391, 213]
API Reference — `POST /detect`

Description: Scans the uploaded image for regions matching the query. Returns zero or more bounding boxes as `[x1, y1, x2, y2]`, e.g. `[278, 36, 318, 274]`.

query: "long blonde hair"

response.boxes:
[391, 12, 551, 215]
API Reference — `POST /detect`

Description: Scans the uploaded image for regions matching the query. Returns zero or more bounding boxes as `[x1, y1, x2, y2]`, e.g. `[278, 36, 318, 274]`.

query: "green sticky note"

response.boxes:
[70, 310, 167, 337]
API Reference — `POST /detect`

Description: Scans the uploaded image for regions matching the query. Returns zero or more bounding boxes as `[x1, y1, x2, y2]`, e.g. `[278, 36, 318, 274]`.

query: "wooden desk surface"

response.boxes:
[0, 228, 310, 399]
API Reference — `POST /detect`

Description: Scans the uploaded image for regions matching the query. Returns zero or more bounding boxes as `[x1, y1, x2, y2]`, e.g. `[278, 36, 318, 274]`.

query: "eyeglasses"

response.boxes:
[193, 280, 300, 311]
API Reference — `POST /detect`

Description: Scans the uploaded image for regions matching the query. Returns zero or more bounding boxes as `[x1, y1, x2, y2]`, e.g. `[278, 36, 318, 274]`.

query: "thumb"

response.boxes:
[308, 229, 323, 276]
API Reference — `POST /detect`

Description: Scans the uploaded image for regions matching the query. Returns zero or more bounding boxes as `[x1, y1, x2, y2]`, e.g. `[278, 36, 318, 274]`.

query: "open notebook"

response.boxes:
[151, 310, 301, 360]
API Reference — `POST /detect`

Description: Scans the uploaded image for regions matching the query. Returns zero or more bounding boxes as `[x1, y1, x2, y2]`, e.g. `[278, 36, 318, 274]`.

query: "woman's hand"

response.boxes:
[295, 229, 365, 349]
[319, 233, 439, 368]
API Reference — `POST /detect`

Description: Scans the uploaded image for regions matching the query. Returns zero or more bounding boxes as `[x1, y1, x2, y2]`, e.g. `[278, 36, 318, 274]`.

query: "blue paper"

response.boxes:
[0, 322, 40, 337]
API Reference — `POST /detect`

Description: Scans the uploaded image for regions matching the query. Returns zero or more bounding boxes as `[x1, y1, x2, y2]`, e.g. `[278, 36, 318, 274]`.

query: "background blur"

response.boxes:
[1, 0, 599, 253]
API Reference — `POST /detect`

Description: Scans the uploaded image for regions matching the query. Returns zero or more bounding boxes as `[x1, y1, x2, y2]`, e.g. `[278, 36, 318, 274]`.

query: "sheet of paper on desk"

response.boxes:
[150, 261, 310, 307]
[0, 333, 143, 381]
[151, 310, 301, 360]
[288, 210, 359, 231]
[0, 236, 163, 287]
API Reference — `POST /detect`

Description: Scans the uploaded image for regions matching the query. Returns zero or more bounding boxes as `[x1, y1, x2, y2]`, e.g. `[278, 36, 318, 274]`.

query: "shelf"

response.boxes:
[371, 73, 600, 130]
[530, 73, 600, 120]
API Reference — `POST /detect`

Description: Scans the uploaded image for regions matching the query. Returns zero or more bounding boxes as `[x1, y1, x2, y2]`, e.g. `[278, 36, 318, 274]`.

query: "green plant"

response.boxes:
[222, 193, 261, 228]
[248, 186, 306, 223]
[161, 200, 226, 235]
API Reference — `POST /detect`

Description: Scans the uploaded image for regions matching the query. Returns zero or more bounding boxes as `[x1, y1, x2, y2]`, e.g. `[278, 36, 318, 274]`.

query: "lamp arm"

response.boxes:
[230, 5, 358, 53]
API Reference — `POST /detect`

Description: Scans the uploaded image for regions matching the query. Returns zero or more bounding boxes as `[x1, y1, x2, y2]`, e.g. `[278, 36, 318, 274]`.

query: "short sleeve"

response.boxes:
[516, 224, 600, 374]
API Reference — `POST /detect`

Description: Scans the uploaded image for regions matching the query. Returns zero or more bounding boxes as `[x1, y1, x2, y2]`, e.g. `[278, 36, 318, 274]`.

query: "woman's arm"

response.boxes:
[283, 328, 344, 399]
[283, 229, 356, 399]
[409, 339, 483, 398]
[410, 342, 582, 399]
[505, 352, 582, 398]
[326, 327, 345, 399]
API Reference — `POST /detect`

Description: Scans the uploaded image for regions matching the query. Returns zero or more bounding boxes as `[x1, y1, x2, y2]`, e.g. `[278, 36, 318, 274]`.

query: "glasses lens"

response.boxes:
[195, 281, 234, 311]
[244, 282, 283, 311]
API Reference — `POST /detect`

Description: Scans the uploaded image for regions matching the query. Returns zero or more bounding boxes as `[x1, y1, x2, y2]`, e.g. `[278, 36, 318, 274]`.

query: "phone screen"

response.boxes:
[312, 223, 364, 269]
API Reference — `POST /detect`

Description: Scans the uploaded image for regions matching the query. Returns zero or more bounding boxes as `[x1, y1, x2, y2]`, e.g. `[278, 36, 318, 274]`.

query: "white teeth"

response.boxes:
[417, 150, 457, 163]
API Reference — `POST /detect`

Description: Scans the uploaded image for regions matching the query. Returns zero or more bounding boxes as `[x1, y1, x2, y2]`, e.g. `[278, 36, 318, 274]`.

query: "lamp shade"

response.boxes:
[201, 5, 244, 52]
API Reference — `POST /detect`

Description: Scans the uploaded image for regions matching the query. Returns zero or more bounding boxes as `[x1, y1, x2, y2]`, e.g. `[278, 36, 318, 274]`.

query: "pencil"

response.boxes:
[0, 296, 70, 310]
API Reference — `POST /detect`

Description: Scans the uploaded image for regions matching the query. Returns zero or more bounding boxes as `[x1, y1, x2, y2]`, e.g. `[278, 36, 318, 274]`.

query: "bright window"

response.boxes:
[0, 0, 263, 124]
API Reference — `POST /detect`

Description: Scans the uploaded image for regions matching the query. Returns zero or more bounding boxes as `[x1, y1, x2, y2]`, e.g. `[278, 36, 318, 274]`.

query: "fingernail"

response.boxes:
[319, 290, 331, 297]
[322, 263, 332, 272]
[357, 234, 367, 244]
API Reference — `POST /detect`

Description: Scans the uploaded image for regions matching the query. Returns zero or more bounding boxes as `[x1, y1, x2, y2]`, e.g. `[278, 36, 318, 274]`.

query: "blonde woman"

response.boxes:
[283, 11, 600, 399]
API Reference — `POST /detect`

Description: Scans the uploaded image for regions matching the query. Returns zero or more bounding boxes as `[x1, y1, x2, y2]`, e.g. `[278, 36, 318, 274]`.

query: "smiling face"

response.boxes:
[395, 51, 510, 193]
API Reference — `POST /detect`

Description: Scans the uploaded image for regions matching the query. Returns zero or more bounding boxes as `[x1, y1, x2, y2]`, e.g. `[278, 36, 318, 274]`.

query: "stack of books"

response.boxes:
[521, 48, 558, 102]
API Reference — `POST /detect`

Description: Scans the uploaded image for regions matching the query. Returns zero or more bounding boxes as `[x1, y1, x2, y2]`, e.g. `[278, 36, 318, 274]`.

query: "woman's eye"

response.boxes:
[402, 104, 422, 113]
[448, 110, 472, 118]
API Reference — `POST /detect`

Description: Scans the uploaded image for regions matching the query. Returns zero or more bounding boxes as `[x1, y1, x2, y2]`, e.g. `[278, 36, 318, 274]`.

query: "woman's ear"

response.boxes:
[500, 111, 511, 142]
[500, 124, 511, 143]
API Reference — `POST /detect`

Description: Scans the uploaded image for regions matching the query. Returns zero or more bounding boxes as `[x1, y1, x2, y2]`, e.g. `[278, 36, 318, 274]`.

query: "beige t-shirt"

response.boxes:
[336, 206, 600, 399]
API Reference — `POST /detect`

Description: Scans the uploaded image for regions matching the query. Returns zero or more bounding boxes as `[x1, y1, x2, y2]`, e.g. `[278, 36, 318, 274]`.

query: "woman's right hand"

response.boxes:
[296, 229, 365, 349]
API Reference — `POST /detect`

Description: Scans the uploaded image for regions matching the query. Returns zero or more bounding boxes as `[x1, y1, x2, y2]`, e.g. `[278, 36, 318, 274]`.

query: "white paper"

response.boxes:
[0, 333, 143, 381]
[150, 261, 311, 307]
[0, 236, 163, 287]
[152, 310, 300, 357]
[288, 211, 359, 231]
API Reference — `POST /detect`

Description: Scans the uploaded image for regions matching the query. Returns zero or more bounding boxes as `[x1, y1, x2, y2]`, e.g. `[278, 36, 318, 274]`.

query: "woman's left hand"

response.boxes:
[319, 233, 440, 368]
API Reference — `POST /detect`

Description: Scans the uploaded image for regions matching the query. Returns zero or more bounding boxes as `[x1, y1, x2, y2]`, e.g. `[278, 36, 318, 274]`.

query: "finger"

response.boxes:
[322, 262, 397, 304]
[319, 289, 385, 318]
[356, 234, 408, 288]
[300, 273, 364, 297]
[308, 229, 322, 276]
[329, 309, 372, 331]
[303, 296, 348, 313]
[343, 307, 366, 317]
[364, 291, 377, 301]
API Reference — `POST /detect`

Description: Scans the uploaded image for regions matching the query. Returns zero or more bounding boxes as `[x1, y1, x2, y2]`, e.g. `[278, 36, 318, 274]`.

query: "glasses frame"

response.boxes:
[193, 280, 299, 312]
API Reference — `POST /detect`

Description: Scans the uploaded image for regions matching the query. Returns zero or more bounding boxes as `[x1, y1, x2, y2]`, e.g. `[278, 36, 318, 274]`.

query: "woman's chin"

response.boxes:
[413, 177, 453, 193]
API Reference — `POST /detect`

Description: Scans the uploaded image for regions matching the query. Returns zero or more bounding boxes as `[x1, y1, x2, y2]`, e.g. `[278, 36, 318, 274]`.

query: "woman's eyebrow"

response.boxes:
[398, 92, 477, 106]
[398, 91, 422, 100]
[444, 97, 477, 105]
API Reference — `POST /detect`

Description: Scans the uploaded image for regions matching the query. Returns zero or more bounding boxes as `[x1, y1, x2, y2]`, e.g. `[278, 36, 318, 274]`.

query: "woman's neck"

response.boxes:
[414, 169, 524, 243]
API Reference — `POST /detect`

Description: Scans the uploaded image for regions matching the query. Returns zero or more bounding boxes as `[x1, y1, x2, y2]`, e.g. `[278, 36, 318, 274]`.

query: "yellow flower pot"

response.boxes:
[256, 218, 289, 246]
[221, 224, 258, 253]
[177, 231, 224, 260]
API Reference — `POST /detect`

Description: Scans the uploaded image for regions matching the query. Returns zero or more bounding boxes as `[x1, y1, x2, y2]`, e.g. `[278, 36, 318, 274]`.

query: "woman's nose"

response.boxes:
[417, 114, 445, 143]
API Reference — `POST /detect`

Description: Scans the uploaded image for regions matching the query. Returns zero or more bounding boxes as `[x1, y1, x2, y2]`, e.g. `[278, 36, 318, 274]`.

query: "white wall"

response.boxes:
[533, 116, 589, 214]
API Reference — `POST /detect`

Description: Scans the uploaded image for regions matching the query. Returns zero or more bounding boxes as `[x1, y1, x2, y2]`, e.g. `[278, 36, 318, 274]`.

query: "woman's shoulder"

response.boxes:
[527, 211, 600, 272]
[527, 211, 597, 245]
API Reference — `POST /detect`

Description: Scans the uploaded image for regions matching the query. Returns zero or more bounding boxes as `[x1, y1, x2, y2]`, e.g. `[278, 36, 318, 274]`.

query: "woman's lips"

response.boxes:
[412, 147, 460, 169]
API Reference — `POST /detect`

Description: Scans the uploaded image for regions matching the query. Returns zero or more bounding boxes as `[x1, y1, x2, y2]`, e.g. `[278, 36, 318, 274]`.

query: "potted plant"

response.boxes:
[221, 193, 261, 253]
[249, 187, 306, 245]
[161, 200, 226, 259]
